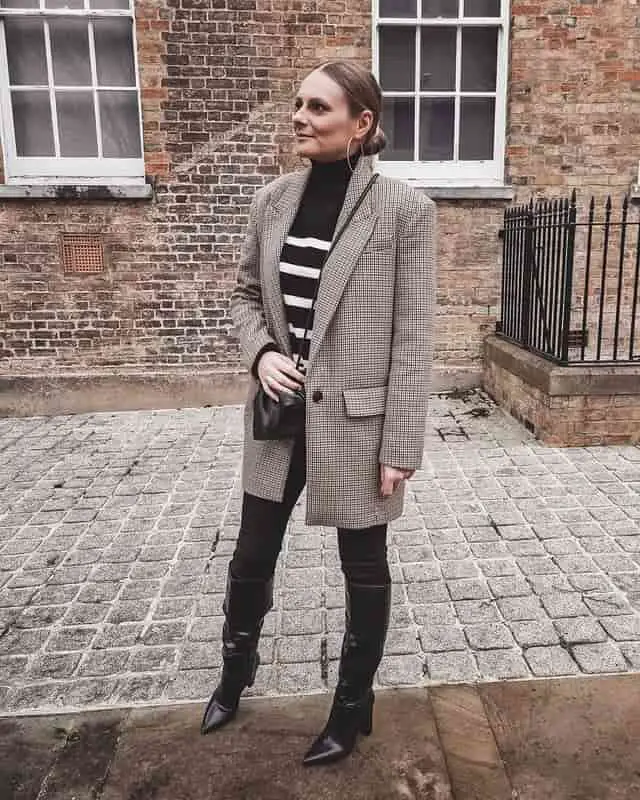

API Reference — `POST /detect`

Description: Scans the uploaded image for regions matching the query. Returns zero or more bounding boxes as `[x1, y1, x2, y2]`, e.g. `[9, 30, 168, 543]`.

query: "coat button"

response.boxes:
[312, 390, 323, 403]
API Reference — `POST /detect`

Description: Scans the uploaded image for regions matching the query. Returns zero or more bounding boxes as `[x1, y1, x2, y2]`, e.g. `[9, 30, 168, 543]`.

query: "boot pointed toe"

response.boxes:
[201, 693, 238, 735]
[302, 733, 346, 766]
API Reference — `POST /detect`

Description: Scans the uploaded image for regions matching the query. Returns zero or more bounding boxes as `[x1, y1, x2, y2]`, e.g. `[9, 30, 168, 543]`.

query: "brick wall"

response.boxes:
[485, 354, 640, 446]
[1, 0, 639, 383]
[508, 0, 640, 197]
[484, 337, 640, 446]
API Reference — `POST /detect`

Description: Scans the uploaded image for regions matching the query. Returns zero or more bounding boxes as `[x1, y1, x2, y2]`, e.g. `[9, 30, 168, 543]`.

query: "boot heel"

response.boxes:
[246, 652, 260, 688]
[359, 691, 374, 736]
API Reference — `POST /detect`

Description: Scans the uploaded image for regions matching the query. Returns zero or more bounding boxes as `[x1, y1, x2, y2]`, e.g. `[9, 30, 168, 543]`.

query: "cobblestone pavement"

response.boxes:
[1, 390, 640, 715]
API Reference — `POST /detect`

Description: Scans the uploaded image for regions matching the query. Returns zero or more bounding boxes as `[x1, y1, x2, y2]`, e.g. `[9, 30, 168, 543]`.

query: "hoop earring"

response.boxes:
[346, 136, 356, 173]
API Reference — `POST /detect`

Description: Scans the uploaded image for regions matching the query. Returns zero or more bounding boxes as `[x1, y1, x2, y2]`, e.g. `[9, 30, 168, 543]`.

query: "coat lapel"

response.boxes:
[308, 156, 378, 368]
[261, 169, 310, 356]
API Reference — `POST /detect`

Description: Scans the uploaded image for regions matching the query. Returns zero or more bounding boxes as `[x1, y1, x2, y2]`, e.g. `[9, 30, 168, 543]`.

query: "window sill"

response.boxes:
[411, 185, 515, 201]
[0, 183, 154, 201]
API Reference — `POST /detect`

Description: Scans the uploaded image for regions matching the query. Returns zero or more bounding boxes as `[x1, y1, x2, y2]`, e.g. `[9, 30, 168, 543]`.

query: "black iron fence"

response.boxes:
[498, 192, 640, 364]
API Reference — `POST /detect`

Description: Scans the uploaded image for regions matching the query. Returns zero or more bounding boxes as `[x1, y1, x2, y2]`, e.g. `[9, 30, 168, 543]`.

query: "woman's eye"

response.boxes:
[293, 99, 329, 113]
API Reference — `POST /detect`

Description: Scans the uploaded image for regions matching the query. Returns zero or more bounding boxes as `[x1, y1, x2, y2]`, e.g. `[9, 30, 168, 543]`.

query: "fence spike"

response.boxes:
[606, 195, 612, 211]
[621, 194, 629, 225]
[570, 188, 577, 205]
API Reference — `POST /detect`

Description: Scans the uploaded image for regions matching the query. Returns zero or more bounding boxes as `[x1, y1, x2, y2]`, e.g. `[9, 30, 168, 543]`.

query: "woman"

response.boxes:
[201, 60, 436, 767]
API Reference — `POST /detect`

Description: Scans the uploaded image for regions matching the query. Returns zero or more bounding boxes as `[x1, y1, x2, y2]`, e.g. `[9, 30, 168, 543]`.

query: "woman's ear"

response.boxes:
[356, 109, 374, 142]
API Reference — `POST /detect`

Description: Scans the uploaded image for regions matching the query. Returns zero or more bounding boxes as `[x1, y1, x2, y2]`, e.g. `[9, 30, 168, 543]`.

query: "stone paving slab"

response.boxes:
[1, 390, 640, 714]
[4, 677, 640, 799]
[0, 691, 455, 800]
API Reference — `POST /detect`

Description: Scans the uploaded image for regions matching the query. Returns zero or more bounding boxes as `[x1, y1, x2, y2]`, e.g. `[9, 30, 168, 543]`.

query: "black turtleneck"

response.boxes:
[251, 155, 357, 377]
[288, 155, 355, 245]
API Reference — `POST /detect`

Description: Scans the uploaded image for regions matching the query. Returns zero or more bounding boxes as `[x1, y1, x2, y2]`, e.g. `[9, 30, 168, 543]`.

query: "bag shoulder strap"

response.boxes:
[295, 173, 379, 369]
[327, 173, 379, 260]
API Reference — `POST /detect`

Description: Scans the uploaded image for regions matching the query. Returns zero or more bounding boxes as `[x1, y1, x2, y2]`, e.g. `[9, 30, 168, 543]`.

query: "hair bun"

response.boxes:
[363, 126, 387, 156]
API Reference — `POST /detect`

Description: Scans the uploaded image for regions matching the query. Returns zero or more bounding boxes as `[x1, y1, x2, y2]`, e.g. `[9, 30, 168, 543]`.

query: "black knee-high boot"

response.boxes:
[200, 571, 273, 735]
[303, 581, 391, 766]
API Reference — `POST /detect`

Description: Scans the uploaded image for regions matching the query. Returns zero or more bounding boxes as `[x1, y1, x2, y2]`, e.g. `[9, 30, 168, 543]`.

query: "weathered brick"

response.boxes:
[9, 0, 637, 384]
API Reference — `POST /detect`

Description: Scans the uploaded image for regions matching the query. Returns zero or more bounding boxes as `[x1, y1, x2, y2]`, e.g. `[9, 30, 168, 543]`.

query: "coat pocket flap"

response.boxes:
[342, 385, 387, 417]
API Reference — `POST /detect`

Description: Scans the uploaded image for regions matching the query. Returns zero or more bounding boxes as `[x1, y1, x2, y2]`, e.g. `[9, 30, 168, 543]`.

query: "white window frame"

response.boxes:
[0, 1, 145, 185]
[372, 0, 510, 188]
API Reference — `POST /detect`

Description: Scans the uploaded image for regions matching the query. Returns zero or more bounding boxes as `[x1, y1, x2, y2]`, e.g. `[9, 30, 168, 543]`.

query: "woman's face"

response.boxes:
[292, 69, 372, 162]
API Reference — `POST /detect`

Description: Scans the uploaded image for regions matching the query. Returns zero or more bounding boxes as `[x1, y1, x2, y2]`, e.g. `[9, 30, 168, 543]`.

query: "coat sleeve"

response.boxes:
[229, 194, 280, 373]
[379, 198, 437, 471]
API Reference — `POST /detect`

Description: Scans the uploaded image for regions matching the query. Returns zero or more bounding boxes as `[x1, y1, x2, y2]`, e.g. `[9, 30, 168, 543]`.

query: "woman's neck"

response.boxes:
[309, 152, 360, 180]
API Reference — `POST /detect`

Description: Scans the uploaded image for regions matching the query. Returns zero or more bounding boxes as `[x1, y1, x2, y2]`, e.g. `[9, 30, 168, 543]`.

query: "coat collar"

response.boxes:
[262, 156, 379, 365]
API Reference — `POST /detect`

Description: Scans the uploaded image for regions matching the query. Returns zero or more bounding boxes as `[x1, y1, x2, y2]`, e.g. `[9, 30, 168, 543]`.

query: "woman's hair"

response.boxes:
[314, 60, 387, 155]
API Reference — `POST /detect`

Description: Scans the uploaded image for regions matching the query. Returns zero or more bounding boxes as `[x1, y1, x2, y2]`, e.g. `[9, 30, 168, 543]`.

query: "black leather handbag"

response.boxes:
[253, 174, 379, 441]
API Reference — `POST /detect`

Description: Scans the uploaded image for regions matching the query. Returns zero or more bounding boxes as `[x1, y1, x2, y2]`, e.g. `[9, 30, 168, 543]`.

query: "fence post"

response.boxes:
[559, 190, 577, 363]
[521, 199, 534, 349]
[630, 212, 640, 361]
[612, 196, 629, 361]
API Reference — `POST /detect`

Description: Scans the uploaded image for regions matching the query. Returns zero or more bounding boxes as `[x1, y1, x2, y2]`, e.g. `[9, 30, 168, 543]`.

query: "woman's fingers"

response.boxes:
[258, 371, 278, 401]
[262, 370, 302, 395]
[274, 372, 304, 391]
[380, 465, 399, 496]
[380, 470, 395, 497]
[379, 465, 413, 497]
[262, 383, 280, 402]
[258, 352, 305, 398]
[269, 376, 299, 395]
[261, 370, 302, 400]
[274, 357, 306, 385]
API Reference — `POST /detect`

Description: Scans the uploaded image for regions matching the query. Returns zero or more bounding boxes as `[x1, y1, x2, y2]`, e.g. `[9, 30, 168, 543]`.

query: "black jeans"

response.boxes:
[230, 433, 390, 586]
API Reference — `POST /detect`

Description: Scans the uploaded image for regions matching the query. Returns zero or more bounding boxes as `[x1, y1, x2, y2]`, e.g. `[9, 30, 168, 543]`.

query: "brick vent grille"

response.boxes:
[60, 234, 105, 274]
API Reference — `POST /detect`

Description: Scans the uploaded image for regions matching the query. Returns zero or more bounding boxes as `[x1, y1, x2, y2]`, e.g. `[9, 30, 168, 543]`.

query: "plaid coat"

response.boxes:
[229, 155, 436, 528]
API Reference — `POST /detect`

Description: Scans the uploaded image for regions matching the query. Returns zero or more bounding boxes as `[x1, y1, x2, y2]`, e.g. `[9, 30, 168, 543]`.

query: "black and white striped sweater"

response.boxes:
[279, 155, 355, 369]
[251, 155, 356, 377]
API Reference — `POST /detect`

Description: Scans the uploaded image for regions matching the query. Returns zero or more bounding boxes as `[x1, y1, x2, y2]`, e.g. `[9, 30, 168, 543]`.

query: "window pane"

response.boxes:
[379, 0, 416, 17]
[419, 98, 454, 160]
[460, 97, 494, 160]
[464, 0, 500, 16]
[50, 19, 92, 86]
[421, 0, 458, 17]
[461, 27, 498, 91]
[57, 91, 98, 156]
[380, 97, 414, 161]
[94, 19, 136, 87]
[99, 90, 142, 157]
[0, 0, 39, 7]
[420, 27, 456, 91]
[46, 0, 84, 8]
[5, 19, 48, 85]
[379, 27, 415, 92]
[91, 0, 131, 7]
[12, 91, 55, 156]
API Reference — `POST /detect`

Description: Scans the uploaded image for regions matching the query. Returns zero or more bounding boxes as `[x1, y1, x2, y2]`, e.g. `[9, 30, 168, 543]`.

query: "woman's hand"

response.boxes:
[380, 464, 414, 497]
[258, 351, 305, 401]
